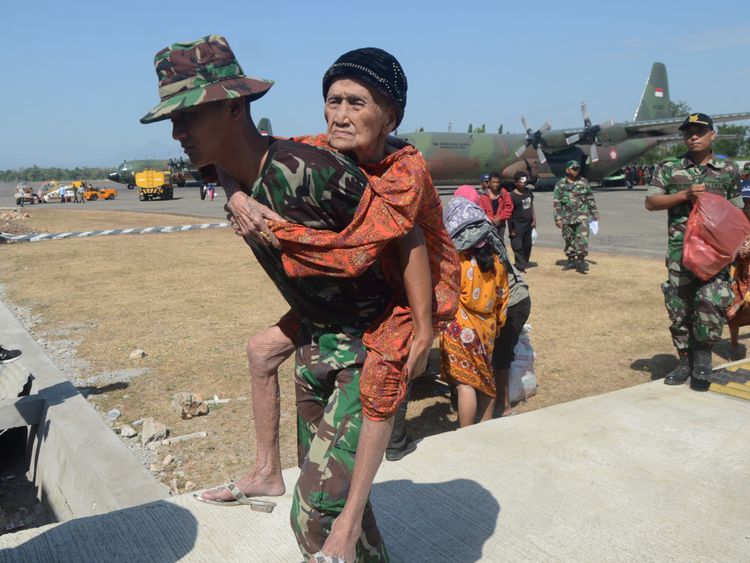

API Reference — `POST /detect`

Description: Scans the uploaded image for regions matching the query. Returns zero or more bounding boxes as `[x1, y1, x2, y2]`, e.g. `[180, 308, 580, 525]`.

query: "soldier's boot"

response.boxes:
[690, 347, 713, 391]
[576, 256, 589, 274]
[562, 258, 576, 270]
[664, 350, 691, 385]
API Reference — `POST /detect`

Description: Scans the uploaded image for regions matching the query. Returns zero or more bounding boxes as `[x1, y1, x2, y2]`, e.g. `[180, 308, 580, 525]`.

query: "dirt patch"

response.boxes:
[1, 208, 726, 497]
[0, 209, 34, 236]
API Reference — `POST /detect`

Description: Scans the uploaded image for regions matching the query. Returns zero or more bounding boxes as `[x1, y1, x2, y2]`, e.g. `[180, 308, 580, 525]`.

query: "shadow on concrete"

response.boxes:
[713, 337, 749, 361]
[1, 501, 197, 562]
[373, 478, 499, 562]
[631, 354, 677, 380]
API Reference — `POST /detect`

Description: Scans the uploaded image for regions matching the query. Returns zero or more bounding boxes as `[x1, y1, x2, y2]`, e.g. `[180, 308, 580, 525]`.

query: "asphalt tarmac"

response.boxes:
[0, 181, 668, 259]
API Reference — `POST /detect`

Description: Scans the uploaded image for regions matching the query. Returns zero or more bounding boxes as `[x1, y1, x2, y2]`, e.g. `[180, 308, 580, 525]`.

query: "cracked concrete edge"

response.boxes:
[0, 298, 167, 521]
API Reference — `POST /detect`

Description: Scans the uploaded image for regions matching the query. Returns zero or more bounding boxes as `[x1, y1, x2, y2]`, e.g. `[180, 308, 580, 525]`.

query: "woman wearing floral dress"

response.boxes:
[442, 187, 509, 427]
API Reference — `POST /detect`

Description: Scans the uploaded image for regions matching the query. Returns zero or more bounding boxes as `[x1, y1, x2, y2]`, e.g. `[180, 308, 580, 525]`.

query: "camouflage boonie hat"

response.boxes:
[141, 35, 273, 124]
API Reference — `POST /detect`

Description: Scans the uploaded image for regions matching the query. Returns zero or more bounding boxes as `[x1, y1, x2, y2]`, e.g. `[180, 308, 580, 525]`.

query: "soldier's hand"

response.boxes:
[686, 183, 706, 201]
[555, 220, 562, 229]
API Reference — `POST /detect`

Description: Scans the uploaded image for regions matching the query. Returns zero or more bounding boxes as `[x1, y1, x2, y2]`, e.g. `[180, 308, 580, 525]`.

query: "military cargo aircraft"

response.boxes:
[108, 158, 200, 189]
[395, 62, 750, 186]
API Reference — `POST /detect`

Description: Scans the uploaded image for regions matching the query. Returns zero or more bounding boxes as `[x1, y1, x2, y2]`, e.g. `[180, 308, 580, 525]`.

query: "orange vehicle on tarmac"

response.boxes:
[82, 183, 118, 201]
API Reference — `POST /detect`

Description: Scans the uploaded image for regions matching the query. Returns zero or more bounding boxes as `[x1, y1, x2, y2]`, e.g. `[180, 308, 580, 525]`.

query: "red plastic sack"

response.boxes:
[682, 192, 750, 281]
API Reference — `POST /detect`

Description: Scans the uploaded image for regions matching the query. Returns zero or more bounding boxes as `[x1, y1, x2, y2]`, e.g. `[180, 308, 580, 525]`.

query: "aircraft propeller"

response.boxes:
[564, 102, 615, 163]
[515, 116, 552, 164]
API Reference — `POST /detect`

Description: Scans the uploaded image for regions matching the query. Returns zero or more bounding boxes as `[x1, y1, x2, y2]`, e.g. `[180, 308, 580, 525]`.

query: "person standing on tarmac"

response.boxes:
[741, 162, 750, 200]
[553, 160, 598, 274]
[508, 171, 536, 272]
[645, 113, 742, 391]
[479, 172, 513, 240]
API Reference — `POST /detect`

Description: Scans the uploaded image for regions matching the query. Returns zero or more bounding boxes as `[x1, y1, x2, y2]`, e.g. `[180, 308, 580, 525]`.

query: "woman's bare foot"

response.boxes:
[198, 470, 285, 502]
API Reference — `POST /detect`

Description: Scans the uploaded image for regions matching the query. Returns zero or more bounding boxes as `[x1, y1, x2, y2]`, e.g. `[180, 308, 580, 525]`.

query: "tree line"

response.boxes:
[0, 165, 113, 183]
[636, 100, 749, 164]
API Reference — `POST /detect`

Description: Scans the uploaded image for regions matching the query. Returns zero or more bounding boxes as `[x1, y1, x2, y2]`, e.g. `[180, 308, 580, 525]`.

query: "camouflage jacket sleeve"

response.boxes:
[645, 160, 672, 197]
[581, 179, 598, 217]
[552, 180, 564, 222]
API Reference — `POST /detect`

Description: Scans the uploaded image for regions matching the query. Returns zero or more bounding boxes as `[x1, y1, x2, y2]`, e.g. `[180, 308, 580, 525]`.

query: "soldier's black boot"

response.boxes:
[664, 351, 691, 385]
[576, 257, 589, 274]
[562, 258, 576, 270]
[690, 347, 712, 391]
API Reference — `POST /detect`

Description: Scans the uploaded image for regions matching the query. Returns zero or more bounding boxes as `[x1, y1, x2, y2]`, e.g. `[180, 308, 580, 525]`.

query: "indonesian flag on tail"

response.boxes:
[655, 87, 664, 98]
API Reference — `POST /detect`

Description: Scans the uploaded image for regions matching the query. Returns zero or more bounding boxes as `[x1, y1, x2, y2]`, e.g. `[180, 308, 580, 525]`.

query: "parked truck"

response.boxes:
[135, 170, 174, 201]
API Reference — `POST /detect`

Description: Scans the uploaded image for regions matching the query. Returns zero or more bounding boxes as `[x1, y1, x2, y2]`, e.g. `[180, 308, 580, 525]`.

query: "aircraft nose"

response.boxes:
[108, 172, 121, 183]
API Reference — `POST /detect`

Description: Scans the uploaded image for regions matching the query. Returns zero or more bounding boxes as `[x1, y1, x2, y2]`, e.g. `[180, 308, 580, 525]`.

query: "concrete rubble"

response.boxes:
[171, 392, 209, 419]
[140, 418, 168, 446]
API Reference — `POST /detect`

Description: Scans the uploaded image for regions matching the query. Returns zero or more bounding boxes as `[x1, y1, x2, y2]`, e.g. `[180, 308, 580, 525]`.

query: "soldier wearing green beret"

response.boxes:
[645, 113, 743, 390]
[553, 160, 599, 273]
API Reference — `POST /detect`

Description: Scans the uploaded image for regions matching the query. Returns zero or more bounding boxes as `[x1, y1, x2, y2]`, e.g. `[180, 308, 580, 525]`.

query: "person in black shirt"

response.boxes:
[508, 171, 536, 271]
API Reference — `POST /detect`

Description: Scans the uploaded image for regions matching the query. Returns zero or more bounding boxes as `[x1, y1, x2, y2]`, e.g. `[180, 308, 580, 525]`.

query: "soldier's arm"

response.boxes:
[583, 180, 599, 220]
[644, 162, 702, 211]
[645, 187, 703, 211]
[552, 184, 562, 225]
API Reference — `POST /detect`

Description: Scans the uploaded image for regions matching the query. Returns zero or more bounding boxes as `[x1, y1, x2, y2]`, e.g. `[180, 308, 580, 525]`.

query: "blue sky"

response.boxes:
[3, 0, 749, 169]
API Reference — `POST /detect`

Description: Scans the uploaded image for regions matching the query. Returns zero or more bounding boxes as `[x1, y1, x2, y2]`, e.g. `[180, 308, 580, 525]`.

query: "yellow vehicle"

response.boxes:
[80, 182, 118, 201]
[135, 169, 174, 201]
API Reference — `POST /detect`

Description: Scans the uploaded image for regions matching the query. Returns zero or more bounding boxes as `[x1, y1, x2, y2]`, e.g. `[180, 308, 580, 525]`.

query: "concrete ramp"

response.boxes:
[1, 380, 748, 562]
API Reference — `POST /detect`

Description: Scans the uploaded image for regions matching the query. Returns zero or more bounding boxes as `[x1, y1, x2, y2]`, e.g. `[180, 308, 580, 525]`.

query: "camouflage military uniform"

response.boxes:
[249, 140, 390, 562]
[647, 153, 742, 351]
[552, 177, 598, 259]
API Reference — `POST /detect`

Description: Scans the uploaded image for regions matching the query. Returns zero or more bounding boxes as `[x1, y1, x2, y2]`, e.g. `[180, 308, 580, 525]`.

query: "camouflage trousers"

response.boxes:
[290, 322, 389, 562]
[661, 259, 733, 351]
[562, 221, 590, 258]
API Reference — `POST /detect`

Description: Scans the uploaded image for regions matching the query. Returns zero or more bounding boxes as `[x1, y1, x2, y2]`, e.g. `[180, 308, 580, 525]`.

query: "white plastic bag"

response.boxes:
[530, 228, 538, 244]
[589, 219, 599, 235]
[508, 324, 538, 403]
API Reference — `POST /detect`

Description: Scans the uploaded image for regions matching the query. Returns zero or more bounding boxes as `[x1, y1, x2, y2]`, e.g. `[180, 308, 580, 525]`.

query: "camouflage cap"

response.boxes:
[141, 35, 274, 124]
[742, 162, 750, 173]
[565, 160, 581, 169]
[678, 112, 714, 131]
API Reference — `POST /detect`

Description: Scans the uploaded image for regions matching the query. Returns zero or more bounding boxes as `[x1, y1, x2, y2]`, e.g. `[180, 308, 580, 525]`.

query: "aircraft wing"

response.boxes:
[563, 112, 750, 139]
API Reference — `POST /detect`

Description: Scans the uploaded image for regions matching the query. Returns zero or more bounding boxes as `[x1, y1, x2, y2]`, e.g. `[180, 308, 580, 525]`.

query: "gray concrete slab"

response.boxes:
[2, 381, 747, 562]
[0, 300, 167, 522]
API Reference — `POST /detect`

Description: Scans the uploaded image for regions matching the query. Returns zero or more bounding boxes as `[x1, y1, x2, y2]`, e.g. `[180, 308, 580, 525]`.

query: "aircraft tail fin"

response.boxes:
[257, 117, 273, 136]
[634, 62, 671, 121]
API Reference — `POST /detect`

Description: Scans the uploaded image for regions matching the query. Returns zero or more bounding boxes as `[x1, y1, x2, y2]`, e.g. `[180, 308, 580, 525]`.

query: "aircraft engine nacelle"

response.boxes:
[597, 124, 629, 145]
[539, 130, 569, 151]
